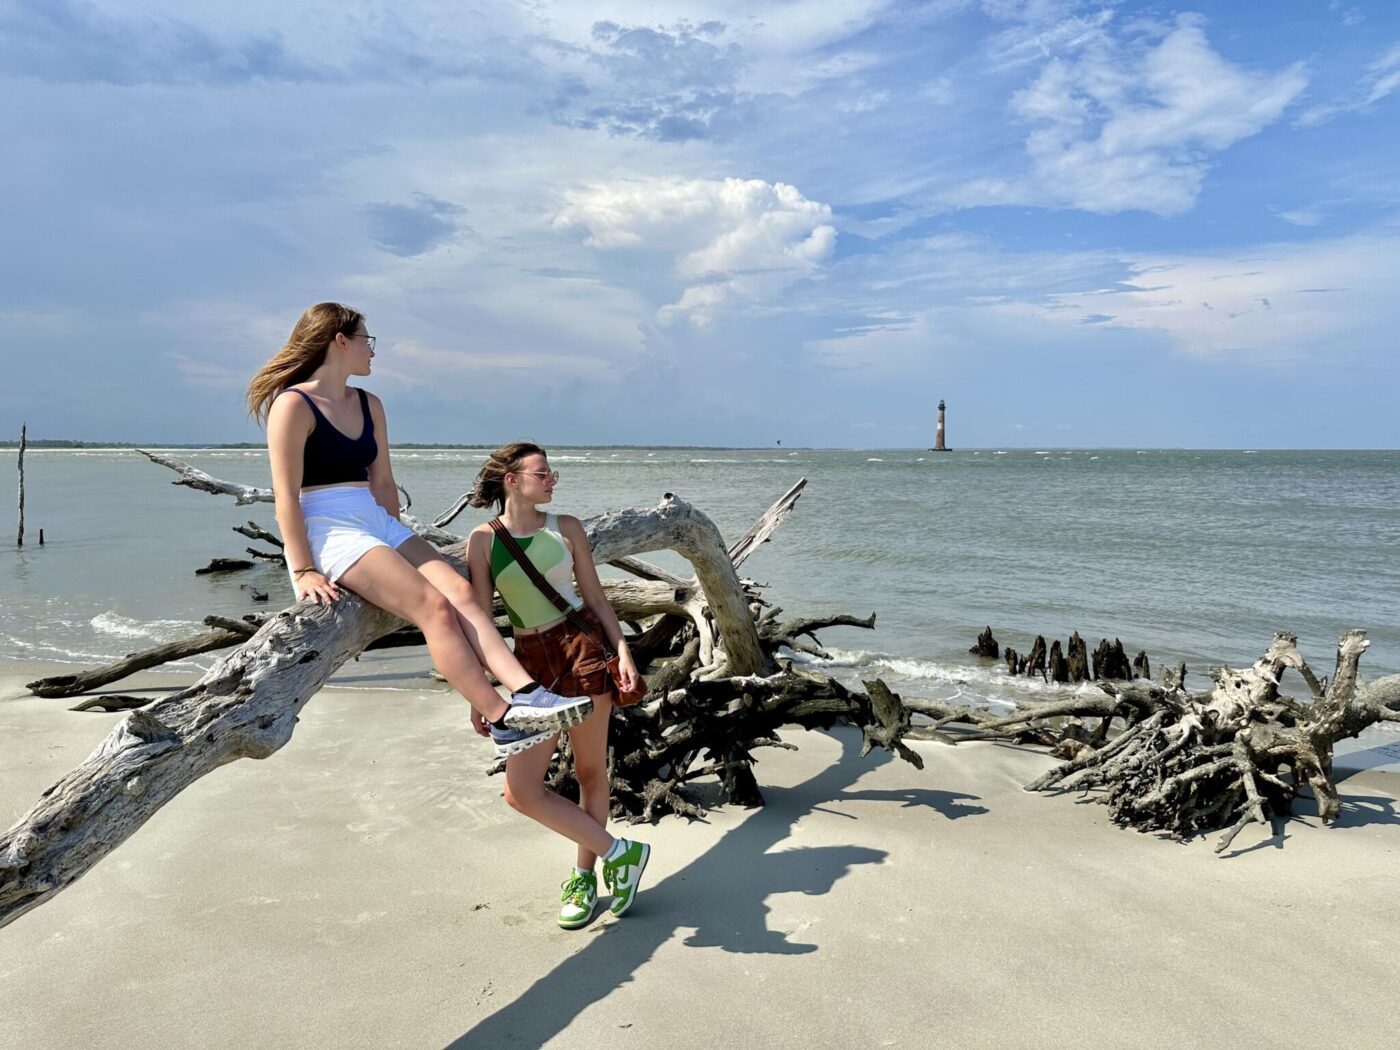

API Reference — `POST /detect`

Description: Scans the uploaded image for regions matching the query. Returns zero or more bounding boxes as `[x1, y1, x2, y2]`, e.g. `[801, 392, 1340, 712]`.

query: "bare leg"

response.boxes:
[397, 538, 535, 693]
[567, 694, 614, 869]
[337, 545, 510, 722]
[503, 735, 614, 858]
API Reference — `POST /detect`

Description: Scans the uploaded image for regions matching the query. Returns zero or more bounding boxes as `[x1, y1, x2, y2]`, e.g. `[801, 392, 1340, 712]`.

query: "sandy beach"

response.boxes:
[3, 658, 1399, 1049]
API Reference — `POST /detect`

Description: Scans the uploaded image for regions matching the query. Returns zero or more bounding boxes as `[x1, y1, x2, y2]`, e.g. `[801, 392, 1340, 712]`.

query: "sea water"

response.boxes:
[3, 447, 1398, 709]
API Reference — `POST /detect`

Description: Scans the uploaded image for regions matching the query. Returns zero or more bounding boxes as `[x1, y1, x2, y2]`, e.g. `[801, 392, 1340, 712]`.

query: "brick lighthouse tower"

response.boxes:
[932, 399, 948, 451]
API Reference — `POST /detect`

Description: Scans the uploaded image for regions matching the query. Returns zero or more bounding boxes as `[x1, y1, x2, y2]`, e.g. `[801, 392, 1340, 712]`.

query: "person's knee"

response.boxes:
[503, 780, 541, 813]
[415, 588, 457, 634]
[573, 759, 608, 793]
[435, 571, 475, 607]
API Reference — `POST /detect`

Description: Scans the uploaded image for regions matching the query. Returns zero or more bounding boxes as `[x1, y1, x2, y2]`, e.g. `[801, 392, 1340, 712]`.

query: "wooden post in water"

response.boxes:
[16, 423, 25, 547]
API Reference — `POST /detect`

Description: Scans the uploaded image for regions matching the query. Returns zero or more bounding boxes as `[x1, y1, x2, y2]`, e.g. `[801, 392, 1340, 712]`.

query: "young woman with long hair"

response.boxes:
[247, 303, 593, 750]
[466, 442, 651, 929]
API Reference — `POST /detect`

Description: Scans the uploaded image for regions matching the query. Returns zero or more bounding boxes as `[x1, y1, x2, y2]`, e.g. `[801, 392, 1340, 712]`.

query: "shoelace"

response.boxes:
[561, 874, 594, 904]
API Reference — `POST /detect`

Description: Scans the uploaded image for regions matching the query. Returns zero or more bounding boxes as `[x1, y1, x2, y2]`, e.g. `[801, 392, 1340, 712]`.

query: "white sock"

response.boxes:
[575, 866, 593, 877]
[603, 839, 625, 863]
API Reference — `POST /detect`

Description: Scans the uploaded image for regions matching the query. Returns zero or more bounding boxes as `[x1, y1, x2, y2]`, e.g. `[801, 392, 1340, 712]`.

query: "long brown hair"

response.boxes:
[246, 302, 364, 423]
[470, 441, 547, 513]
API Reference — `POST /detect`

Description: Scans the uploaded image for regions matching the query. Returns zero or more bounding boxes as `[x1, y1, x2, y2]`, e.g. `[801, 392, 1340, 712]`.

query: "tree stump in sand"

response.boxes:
[1133, 650, 1151, 680]
[1024, 635, 1047, 681]
[1092, 637, 1131, 680]
[1048, 639, 1068, 683]
[1067, 632, 1089, 682]
[969, 627, 999, 659]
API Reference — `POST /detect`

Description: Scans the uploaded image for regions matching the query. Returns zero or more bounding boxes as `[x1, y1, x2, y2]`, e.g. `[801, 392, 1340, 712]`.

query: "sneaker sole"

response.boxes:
[492, 731, 553, 759]
[558, 905, 597, 930]
[609, 843, 650, 917]
[505, 696, 594, 733]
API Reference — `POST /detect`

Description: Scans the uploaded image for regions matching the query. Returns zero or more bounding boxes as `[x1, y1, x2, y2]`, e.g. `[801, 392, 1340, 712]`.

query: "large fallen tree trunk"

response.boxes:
[933, 631, 1400, 852]
[1, 480, 915, 929]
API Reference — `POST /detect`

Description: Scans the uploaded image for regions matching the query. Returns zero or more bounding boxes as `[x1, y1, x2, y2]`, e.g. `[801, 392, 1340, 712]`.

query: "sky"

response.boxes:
[1, 0, 1398, 448]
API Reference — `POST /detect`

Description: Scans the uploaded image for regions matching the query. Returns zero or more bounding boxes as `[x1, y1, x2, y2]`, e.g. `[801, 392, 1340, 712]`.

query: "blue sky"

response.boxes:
[2, 0, 1397, 447]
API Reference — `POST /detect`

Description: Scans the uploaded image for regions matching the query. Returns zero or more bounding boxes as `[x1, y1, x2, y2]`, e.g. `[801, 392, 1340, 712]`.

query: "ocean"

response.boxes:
[4, 447, 1398, 711]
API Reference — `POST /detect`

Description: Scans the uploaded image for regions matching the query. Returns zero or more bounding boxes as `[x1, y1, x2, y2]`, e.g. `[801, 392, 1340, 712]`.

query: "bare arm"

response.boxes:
[364, 392, 399, 518]
[466, 527, 497, 615]
[561, 515, 629, 653]
[267, 392, 338, 604]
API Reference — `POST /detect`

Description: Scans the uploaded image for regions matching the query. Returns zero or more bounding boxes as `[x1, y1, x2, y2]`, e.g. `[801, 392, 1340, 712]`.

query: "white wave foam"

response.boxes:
[784, 645, 1106, 708]
[91, 611, 203, 643]
[866, 458, 884, 462]
[1, 634, 112, 662]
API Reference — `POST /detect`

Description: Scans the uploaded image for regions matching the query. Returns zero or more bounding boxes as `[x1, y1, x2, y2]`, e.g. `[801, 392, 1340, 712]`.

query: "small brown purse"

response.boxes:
[489, 518, 648, 707]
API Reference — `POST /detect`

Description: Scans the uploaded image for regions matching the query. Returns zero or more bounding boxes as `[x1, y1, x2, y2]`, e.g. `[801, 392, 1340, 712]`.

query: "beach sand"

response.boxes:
[2, 659, 1399, 1049]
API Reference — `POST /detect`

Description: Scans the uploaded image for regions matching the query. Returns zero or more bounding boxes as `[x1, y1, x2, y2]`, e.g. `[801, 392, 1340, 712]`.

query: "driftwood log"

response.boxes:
[1, 467, 925, 928]
[935, 631, 1400, 852]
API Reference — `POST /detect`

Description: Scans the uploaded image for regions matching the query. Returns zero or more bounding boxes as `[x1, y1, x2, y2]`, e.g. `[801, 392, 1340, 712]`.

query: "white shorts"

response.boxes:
[295, 487, 417, 584]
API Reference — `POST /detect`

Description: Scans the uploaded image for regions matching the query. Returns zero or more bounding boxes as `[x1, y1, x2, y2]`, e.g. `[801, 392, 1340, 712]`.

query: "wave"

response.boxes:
[90, 611, 204, 644]
[2, 633, 113, 662]
[783, 645, 1106, 708]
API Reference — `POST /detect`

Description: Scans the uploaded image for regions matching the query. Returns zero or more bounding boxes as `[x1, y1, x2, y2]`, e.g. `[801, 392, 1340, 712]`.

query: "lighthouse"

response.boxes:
[932, 399, 947, 451]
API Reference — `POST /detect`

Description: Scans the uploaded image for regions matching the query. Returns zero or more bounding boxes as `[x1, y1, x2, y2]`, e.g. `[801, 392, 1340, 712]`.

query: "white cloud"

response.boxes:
[801, 225, 1400, 385]
[1031, 231, 1400, 361]
[836, 89, 891, 114]
[555, 177, 836, 325]
[1298, 41, 1400, 127]
[950, 15, 1306, 215]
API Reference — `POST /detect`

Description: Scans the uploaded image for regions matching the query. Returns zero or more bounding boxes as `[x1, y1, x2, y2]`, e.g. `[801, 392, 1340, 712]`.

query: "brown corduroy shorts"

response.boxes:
[513, 609, 615, 699]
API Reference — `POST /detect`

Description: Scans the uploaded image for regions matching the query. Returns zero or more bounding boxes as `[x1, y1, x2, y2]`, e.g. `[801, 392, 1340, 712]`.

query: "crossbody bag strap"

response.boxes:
[488, 518, 614, 657]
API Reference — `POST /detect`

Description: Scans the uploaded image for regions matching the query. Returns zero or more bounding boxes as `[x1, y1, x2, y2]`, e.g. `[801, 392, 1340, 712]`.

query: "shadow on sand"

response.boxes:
[446, 728, 983, 1047]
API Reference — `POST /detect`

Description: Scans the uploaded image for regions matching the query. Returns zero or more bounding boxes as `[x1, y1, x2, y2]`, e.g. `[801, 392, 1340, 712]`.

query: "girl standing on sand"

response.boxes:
[246, 303, 593, 750]
[466, 442, 650, 929]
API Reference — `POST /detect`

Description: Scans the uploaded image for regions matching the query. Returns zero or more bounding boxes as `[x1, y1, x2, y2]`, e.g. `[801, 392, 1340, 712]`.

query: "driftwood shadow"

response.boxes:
[446, 729, 934, 1048]
[829, 787, 988, 821]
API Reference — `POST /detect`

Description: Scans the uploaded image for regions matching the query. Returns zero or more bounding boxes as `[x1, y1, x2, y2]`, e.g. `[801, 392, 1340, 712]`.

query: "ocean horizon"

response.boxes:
[6, 446, 1399, 708]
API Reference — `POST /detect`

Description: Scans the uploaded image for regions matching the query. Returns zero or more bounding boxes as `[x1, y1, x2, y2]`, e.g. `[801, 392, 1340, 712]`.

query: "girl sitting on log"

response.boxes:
[247, 303, 594, 748]
[466, 442, 650, 929]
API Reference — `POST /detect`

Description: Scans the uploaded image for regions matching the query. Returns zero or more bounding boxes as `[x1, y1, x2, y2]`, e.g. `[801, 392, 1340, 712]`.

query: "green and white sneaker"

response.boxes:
[601, 839, 651, 916]
[558, 870, 598, 930]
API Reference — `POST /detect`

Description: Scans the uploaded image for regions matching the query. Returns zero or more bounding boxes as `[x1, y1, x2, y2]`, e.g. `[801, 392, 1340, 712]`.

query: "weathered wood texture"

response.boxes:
[936, 631, 1400, 853]
[969, 627, 998, 659]
[3, 480, 901, 930]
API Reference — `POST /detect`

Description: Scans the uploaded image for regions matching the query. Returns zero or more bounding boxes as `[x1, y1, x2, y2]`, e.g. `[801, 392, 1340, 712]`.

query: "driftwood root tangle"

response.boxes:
[939, 631, 1400, 852]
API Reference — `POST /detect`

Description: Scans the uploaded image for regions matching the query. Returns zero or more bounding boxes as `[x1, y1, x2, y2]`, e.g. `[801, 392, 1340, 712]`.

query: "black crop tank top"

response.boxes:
[291, 388, 378, 488]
